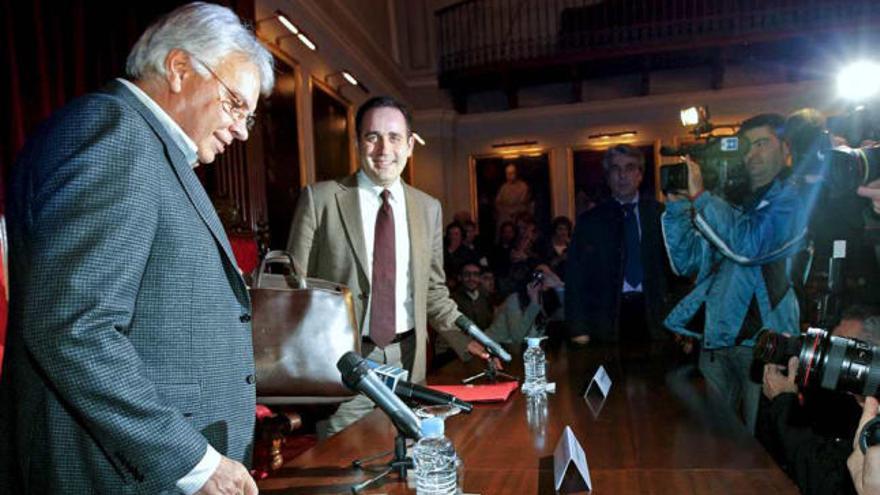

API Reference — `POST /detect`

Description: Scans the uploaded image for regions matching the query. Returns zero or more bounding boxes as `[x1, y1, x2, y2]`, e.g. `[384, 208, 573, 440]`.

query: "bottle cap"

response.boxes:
[420, 416, 445, 437]
[526, 337, 542, 348]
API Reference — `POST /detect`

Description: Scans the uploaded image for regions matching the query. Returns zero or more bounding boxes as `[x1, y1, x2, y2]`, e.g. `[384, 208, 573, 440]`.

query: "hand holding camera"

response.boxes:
[762, 356, 799, 400]
[526, 270, 543, 304]
[848, 397, 880, 495]
[664, 156, 705, 201]
[858, 178, 880, 215]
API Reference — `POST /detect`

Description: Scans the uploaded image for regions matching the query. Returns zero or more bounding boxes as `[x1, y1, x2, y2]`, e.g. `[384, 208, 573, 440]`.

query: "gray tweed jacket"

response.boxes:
[0, 80, 255, 494]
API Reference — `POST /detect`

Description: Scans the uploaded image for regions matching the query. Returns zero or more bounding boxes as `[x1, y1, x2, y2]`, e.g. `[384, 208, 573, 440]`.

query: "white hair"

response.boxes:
[126, 2, 274, 96]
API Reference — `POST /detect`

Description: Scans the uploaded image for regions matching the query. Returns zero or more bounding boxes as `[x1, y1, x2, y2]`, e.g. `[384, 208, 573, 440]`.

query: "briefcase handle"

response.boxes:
[254, 250, 307, 289]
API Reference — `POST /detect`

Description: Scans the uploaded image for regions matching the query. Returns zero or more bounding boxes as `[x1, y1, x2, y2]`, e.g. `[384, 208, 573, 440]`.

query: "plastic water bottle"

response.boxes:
[522, 337, 547, 396]
[412, 417, 458, 495]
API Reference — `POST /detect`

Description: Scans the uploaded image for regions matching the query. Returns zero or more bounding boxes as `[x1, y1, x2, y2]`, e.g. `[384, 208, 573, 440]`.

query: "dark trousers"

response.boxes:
[619, 292, 649, 343]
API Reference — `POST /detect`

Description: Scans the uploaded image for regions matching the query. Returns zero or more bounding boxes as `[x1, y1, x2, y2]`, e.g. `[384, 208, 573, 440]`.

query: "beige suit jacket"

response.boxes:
[287, 174, 461, 382]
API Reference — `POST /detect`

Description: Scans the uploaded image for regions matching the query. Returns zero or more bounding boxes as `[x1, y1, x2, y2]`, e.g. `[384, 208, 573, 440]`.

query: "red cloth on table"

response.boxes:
[427, 381, 519, 403]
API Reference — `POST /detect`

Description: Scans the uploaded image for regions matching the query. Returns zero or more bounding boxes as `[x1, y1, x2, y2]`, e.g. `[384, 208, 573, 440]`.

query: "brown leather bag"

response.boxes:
[251, 250, 359, 403]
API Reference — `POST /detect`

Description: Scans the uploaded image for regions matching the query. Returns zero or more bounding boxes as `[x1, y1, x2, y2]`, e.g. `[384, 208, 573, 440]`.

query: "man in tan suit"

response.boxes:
[288, 96, 491, 436]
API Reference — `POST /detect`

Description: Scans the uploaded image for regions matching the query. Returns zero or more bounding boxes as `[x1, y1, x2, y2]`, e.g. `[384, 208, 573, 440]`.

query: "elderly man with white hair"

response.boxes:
[0, 3, 273, 494]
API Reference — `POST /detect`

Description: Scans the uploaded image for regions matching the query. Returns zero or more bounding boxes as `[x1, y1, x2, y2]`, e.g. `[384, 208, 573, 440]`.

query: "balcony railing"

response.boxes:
[436, 0, 880, 75]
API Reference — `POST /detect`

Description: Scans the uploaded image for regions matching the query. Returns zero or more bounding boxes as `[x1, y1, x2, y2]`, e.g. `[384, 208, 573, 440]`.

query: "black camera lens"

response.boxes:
[818, 335, 880, 397]
[753, 331, 803, 366]
[826, 144, 880, 197]
[754, 328, 880, 396]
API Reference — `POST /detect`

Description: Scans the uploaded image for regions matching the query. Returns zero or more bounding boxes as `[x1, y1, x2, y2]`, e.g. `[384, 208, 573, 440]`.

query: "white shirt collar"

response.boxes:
[356, 170, 405, 202]
[615, 191, 640, 206]
[117, 78, 199, 167]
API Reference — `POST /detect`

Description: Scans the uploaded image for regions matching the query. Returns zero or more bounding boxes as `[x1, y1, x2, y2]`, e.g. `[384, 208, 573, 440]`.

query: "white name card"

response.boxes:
[553, 426, 591, 493]
[584, 365, 612, 399]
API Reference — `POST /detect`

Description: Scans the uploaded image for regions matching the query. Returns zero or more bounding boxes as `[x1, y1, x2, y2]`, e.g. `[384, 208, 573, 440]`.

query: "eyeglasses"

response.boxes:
[189, 54, 257, 131]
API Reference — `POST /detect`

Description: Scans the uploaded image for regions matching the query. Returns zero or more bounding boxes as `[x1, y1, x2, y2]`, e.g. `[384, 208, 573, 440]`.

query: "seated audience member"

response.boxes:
[461, 220, 486, 262]
[452, 263, 494, 330]
[540, 216, 572, 277]
[760, 308, 879, 495]
[490, 220, 517, 278]
[849, 397, 880, 495]
[479, 269, 503, 310]
[510, 213, 541, 266]
[487, 264, 563, 347]
[452, 213, 486, 261]
[434, 262, 493, 366]
[444, 222, 478, 287]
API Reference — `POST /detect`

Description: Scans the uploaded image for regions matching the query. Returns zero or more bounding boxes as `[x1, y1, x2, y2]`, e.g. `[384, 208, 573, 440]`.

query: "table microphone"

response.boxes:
[455, 315, 512, 363]
[368, 360, 474, 413]
[337, 352, 423, 439]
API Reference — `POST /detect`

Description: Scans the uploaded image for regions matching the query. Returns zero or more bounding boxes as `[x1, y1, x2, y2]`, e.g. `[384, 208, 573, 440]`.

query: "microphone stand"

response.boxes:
[462, 347, 517, 384]
[350, 429, 413, 493]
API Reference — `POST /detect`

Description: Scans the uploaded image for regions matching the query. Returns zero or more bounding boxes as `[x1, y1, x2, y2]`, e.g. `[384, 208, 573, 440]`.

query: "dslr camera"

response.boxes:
[792, 130, 880, 199]
[753, 327, 880, 397]
[530, 270, 544, 286]
[787, 107, 880, 198]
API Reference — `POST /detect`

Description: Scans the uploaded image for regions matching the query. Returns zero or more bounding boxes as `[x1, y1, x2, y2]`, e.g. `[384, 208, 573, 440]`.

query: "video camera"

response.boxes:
[658, 105, 751, 200]
[753, 327, 880, 397]
[659, 136, 750, 198]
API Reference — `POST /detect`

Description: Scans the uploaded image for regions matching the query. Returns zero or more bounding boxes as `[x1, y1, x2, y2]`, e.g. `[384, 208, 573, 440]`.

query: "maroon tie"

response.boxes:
[370, 189, 396, 347]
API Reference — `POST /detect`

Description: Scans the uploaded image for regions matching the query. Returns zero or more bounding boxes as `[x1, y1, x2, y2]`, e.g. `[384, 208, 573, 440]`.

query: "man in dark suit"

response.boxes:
[565, 144, 670, 346]
[288, 96, 494, 436]
[0, 4, 273, 494]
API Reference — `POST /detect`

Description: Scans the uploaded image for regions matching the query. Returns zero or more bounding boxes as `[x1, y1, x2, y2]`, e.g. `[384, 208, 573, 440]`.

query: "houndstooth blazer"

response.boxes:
[0, 80, 256, 494]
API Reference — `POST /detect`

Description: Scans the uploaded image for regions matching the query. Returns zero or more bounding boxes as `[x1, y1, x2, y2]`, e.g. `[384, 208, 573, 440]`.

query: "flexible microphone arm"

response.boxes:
[455, 315, 512, 363]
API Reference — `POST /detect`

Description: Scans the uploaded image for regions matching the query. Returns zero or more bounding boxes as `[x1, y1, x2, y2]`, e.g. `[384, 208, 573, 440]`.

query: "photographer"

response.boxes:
[487, 264, 562, 347]
[663, 113, 810, 433]
[758, 307, 874, 495]
[849, 396, 880, 495]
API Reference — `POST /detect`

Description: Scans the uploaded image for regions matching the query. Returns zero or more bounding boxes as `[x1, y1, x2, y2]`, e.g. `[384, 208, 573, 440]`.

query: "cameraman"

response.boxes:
[759, 307, 873, 495]
[663, 113, 810, 433]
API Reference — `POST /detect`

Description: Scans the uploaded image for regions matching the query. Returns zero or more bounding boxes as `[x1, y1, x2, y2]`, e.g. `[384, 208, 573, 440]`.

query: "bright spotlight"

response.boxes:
[680, 107, 701, 127]
[838, 61, 880, 102]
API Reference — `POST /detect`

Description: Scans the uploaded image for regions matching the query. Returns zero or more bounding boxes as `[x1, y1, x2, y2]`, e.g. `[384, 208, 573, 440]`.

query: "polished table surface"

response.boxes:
[258, 342, 798, 494]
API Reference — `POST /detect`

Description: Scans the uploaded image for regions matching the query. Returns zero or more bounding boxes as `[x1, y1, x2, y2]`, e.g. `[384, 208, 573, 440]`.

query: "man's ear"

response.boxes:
[163, 49, 192, 93]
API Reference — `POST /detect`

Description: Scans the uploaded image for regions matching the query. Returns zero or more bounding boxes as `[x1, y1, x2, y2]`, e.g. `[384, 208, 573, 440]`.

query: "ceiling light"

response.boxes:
[276, 12, 299, 35]
[297, 33, 317, 51]
[342, 71, 358, 86]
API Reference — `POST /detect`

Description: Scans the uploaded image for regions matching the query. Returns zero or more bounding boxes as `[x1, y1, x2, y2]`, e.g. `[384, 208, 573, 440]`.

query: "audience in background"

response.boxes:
[452, 263, 495, 330]
[480, 270, 503, 310]
[509, 213, 541, 266]
[462, 220, 480, 253]
[540, 216, 572, 277]
[444, 222, 478, 288]
[486, 263, 562, 348]
[490, 220, 517, 280]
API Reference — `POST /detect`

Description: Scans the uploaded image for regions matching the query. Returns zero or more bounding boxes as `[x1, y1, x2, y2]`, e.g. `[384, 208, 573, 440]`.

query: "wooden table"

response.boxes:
[258, 342, 798, 494]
